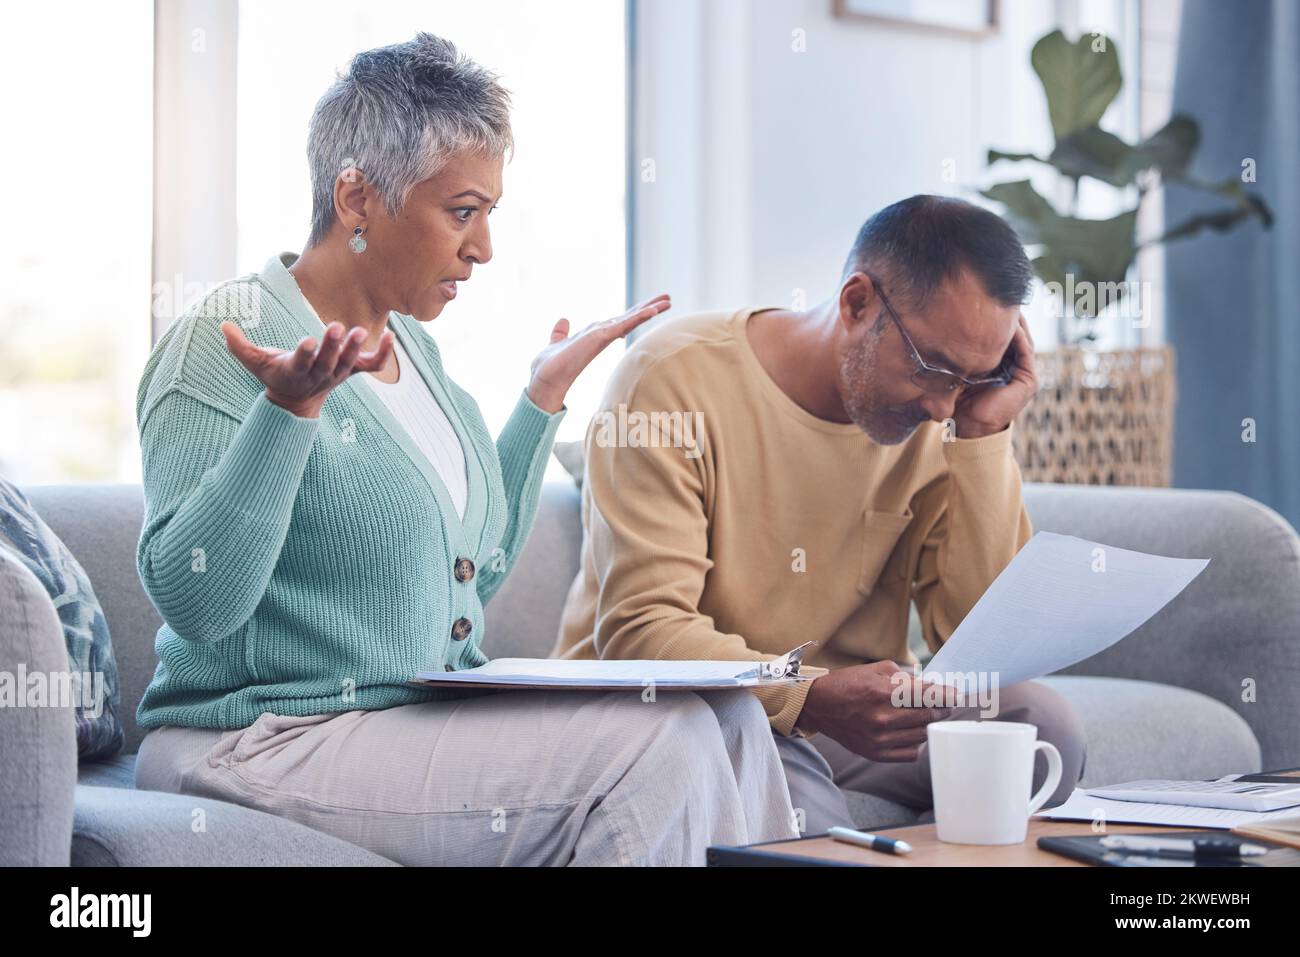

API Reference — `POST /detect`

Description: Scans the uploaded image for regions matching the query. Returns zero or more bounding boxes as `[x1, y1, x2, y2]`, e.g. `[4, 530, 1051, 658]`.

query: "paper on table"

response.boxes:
[1035, 789, 1300, 830]
[923, 532, 1208, 686]
[410, 657, 799, 689]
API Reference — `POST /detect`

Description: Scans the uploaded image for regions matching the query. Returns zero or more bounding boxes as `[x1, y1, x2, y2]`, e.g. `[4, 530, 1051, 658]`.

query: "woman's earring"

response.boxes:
[349, 226, 367, 254]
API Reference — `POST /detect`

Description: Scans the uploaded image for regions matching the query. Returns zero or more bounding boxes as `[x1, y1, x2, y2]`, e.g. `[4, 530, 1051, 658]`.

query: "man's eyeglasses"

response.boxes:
[869, 276, 1016, 395]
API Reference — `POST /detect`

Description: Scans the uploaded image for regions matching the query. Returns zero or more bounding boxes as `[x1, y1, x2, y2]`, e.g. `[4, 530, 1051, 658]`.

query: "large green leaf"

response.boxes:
[1157, 206, 1260, 244]
[1155, 176, 1275, 243]
[980, 180, 1058, 245]
[992, 116, 1202, 189]
[1136, 115, 1200, 178]
[981, 179, 1138, 317]
[1184, 176, 1275, 228]
[1041, 209, 1139, 291]
[1047, 126, 1133, 185]
[987, 148, 1044, 165]
[1031, 30, 1123, 140]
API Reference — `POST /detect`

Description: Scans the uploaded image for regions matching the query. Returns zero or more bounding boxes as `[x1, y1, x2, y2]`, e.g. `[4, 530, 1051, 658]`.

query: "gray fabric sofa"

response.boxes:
[3, 480, 1297, 865]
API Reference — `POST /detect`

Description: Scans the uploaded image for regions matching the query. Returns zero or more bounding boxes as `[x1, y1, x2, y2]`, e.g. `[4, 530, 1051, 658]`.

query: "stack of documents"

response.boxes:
[1084, 778, 1300, 812]
[1036, 790, 1300, 831]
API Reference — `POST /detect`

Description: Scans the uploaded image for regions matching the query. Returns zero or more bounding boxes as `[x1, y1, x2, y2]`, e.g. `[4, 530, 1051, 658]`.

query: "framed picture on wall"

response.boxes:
[833, 0, 999, 37]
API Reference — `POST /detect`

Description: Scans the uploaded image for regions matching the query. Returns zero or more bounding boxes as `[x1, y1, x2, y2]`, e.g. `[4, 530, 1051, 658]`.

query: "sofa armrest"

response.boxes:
[74, 786, 400, 866]
[0, 547, 77, 865]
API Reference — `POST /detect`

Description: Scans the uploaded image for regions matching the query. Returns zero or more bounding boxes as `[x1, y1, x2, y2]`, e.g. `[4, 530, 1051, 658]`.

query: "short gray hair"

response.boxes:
[305, 32, 513, 247]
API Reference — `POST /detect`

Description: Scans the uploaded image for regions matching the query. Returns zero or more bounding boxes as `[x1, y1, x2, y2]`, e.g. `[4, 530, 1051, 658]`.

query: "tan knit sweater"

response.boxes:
[553, 307, 1032, 736]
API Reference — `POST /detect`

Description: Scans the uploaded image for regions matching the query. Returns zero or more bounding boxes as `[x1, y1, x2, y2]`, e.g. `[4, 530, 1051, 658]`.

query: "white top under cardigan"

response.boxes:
[361, 334, 469, 519]
[302, 306, 470, 519]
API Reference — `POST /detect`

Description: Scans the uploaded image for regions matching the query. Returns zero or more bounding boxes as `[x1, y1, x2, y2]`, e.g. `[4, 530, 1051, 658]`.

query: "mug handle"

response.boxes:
[1026, 741, 1064, 816]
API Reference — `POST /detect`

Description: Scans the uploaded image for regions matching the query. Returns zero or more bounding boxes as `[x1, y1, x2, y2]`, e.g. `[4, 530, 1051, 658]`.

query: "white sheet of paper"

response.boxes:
[923, 532, 1208, 686]
[1035, 789, 1300, 829]
[412, 657, 792, 689]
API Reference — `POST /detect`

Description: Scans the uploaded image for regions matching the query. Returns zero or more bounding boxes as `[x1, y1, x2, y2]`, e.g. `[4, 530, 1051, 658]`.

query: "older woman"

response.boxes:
[131, 32, 795, 865]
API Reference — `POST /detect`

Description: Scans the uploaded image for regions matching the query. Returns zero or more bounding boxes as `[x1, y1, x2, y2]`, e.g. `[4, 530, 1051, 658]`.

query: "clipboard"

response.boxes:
[408, 641, 817, 692]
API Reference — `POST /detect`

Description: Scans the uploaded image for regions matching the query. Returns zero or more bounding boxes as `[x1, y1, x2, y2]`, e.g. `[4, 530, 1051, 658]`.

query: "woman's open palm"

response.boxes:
[220, 320, 395, 419]
[527, 294, 671, 413]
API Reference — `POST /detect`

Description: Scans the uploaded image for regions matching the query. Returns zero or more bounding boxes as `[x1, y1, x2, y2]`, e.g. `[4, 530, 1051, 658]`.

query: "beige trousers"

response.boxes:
[134, 689, 797, 866]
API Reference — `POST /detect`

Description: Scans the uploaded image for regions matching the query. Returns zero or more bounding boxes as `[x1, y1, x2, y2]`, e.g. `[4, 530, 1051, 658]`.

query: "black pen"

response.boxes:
[828, 826, 913, 855]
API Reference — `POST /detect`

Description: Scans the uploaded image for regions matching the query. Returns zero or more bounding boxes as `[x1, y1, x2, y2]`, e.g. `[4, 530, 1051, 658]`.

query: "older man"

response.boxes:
[554, 195, 1087, 833]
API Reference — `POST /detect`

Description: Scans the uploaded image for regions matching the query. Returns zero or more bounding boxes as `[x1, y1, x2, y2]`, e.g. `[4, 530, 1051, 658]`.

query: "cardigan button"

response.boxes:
[454, 558, 476, 583]
[451, 617, 473, 641]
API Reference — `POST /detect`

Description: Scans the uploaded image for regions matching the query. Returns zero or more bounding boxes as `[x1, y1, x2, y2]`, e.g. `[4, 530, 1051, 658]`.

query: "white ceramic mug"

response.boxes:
[927, 720, 1063, 845]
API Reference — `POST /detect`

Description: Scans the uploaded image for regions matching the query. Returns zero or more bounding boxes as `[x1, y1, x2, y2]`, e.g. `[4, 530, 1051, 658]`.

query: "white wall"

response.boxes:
[631, 0, 1138, 348]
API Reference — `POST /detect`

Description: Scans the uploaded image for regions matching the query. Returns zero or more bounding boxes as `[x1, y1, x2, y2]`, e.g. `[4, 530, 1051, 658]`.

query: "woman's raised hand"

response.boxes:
[220, 320, 395, 419]
[527, 294, 672, 413]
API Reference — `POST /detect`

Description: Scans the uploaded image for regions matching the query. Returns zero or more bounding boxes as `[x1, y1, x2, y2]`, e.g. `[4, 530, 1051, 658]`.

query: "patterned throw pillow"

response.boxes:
[0, 476, 124, 761]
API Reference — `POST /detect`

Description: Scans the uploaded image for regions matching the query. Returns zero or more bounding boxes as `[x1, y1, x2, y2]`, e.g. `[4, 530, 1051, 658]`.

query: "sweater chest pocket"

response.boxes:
[856, 508, 914, 596]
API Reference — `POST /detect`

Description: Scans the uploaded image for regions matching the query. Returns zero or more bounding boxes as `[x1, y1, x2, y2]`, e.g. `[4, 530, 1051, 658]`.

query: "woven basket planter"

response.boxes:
[1012, 345, 1176, 487]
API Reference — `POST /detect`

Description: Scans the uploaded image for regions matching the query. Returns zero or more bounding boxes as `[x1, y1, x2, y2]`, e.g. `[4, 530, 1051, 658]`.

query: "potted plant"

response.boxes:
[983, 29, 1272, 486]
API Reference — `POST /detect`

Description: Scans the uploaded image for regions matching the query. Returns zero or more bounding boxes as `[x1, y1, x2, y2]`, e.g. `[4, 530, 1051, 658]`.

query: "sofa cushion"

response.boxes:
[73, 785, 398, 866]
[482, 481, 584, 659]
[78, 753, 138, 789]
[1039, 675, 1262, 785]
[552, 441, 585, 488]
[0, 476, 124, 761]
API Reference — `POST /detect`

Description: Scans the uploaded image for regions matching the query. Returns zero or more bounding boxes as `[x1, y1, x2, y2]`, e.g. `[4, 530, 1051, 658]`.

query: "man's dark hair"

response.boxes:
[843, 195, 1033, 315]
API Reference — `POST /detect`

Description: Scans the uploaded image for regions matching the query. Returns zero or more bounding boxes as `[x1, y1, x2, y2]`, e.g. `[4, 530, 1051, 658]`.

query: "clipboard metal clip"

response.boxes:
[746, 640, 817, 681]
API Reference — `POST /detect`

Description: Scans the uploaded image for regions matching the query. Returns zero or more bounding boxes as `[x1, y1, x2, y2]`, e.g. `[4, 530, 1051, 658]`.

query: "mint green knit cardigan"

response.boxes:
[134, 252, 564, 730]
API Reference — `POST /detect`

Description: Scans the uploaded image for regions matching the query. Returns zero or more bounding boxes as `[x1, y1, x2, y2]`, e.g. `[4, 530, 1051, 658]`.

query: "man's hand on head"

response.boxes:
[952, 313, 1038, 439]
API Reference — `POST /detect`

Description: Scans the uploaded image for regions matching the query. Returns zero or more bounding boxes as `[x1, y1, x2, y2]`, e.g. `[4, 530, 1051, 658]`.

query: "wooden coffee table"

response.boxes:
[710, 819, 1202, 866]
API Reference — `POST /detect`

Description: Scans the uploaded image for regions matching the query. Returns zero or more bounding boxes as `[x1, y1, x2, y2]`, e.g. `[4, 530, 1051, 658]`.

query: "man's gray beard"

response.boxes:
[838, 336, 918, 446]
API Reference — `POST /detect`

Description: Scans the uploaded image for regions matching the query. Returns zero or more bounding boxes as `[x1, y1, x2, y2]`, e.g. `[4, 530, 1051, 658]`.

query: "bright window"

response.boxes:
[0, 1, 153, 483]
